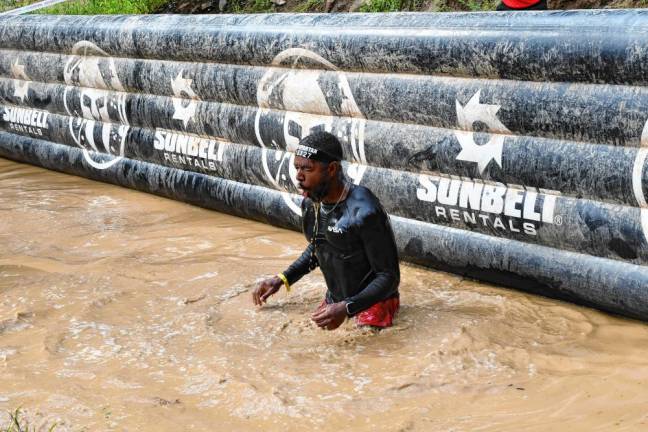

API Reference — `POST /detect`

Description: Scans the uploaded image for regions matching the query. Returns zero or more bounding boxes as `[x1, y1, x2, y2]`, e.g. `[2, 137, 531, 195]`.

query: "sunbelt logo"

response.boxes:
[2, 107, 48, 136]
[154, 129, 225, 171]
[416, 174, 559, 236]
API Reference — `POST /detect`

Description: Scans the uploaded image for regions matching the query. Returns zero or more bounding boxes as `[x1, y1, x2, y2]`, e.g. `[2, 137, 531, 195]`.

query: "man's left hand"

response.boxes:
[311, 301, 347, 330]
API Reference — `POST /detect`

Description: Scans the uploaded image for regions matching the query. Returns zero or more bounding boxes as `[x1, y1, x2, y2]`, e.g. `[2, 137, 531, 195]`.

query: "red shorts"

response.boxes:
[354, 296, 400, 328]
[320, 296, 400, 328]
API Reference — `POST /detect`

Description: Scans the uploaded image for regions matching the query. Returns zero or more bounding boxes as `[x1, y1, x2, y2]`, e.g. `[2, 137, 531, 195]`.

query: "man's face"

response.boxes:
[294, 156, 332, 202]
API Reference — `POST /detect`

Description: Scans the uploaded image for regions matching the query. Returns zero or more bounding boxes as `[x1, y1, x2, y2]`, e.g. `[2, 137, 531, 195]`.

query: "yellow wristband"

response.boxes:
[277, 273, 291, 292]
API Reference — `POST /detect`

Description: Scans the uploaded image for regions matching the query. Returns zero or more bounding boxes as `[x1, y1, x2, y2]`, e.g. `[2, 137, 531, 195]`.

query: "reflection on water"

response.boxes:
[0, 158, 647, 431]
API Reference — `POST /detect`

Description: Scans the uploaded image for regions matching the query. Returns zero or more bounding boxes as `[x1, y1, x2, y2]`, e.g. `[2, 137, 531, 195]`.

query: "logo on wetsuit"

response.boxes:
[327, 225, 344, 234]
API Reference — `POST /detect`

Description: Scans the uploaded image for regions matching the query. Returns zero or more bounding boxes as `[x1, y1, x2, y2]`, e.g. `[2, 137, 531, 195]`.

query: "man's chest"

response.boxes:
[312, 209, 363, 254]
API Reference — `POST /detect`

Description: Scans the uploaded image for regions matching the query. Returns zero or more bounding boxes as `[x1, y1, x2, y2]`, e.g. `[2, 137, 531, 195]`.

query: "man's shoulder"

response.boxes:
[348, 184, 378, 201]
[301, 196, 313, 209]
[347, 184, 386, 221]
[300, 196, 316, 218]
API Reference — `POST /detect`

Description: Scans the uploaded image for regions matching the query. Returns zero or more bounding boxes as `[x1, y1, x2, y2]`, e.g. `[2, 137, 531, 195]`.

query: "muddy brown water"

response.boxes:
[1, 158, 647, 431]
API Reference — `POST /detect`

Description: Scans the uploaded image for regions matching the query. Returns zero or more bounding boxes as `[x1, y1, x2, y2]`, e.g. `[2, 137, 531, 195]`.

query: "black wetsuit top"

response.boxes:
[282, 184, 400, 316]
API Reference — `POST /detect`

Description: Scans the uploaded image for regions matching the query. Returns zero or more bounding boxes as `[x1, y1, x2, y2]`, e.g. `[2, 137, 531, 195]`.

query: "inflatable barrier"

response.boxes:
[1, 11, 648, 320]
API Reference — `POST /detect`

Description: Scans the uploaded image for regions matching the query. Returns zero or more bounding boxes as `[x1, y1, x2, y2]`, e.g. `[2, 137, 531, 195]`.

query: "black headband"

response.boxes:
[295, 144, 339, 163]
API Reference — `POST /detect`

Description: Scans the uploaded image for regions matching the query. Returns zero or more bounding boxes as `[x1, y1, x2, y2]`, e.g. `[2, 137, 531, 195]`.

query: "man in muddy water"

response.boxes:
[252, 131, 401, 330]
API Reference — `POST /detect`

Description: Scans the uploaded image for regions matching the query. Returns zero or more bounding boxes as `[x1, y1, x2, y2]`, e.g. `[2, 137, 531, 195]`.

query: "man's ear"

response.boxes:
[329, 161, 340, 177]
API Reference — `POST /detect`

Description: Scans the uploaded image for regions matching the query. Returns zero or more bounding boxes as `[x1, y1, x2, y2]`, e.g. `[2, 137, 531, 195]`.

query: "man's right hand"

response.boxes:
[252, 276, 284, 306]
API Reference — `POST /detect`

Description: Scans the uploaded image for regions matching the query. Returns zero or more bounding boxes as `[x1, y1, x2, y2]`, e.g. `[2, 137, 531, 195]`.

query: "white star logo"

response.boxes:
[455, 130, 505, 174]
[454, 90, 510, 174]
[171, 71, 198, 129]
[11, 60, 30, 102]
[172, 98, 196, 129]
[11, 61, 28, 80]
[171, 71, 196, 99]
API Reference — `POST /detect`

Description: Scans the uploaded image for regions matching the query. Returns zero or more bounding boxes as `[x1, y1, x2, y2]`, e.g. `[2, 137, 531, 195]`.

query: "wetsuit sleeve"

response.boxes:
[346, 210, 400, 314]
[281, 198, 318, 285]
[282, 243, 317, 285]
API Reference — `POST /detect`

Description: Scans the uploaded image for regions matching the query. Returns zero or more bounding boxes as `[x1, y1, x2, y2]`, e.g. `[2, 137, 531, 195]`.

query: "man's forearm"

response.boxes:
[345, 272, 399, 315]
[282, 243, 316, 286]
[350, 208, 400, 315]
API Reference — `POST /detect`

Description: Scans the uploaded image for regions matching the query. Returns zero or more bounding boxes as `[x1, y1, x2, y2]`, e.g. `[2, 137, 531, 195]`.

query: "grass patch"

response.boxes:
[0, 0, 40, 13]
[359, 0, 401, 12]
[426, 0, 499, 11]
[247, 0, 274, 12]
[292, 0, 322, 12]
[359, 0, 425, 12]
[455, 0, 498, 10]
[2, 408, 56, 432]
[34, 0, 168, 14]
[226, 0, 277, 12]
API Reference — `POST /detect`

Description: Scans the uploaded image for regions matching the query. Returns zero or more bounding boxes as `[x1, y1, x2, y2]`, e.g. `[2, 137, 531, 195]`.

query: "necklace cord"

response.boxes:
[307, 182, 350, 271]
[320, 181, 350, 215]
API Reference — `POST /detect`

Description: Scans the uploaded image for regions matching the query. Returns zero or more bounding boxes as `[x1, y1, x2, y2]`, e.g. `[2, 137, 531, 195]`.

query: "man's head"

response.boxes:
[294, 131, 345, 202]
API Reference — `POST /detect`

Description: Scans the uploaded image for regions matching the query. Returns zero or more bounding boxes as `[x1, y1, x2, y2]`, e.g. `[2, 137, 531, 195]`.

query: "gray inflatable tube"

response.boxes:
[1, 10, 648, 320]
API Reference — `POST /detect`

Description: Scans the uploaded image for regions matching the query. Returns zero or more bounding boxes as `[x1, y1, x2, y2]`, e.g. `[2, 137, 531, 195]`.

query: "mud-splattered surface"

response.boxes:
[1, 157, 648, 431]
